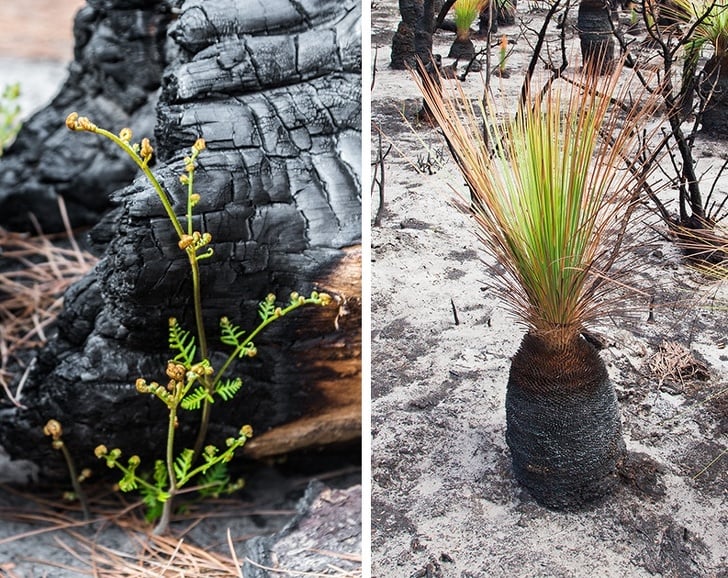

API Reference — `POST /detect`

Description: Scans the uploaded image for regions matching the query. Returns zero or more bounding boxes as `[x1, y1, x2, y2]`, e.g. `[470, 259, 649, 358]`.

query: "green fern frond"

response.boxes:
[215, 378, 243, 401]
[173, 448, 194, 481]
[118, 456, 141, 492]
[220, 317, 246, 348]
[153, 459, 168, 488]
[197, 462, 230, 498]
[140, 484, 160, 509]
[118, 472, 138, 492]
[181, 386, 214, 410]
[258, 294, 277, 321]
[139, 483, 168, 522]
[168, 318, 197, 365]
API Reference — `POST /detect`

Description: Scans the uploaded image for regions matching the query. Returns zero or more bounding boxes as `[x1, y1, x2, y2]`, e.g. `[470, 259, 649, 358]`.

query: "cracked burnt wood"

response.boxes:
[0, 0, 361, 482]
[0, 0, 173, 232]
[242, 482, 362, 576]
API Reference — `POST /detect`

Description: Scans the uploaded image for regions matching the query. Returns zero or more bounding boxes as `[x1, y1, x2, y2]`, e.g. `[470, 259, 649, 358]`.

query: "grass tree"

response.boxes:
[416, 66, 662, 508]
[449, 0, 488, 59]
[578, 0, 615, 75]
[674, 0, 728, 134]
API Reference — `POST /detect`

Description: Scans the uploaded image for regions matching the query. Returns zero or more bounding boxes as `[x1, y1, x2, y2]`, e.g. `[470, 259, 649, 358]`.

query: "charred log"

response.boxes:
[242, 482, 362, 577]
[0, 0, 361, 482]
[0, 0, 173, 232]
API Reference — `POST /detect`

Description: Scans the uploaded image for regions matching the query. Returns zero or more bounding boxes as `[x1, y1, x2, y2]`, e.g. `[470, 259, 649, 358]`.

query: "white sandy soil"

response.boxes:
[371, 1, 728, 576]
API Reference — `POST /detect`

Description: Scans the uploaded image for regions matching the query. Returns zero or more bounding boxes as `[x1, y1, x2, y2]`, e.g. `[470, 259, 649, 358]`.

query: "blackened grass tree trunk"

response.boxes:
[506, 334, 625, 507]
[416, 0, 441, 121]
[699, 52, 728, 135]
[0, 0, 173, 232]
[391, 0, 425, 69]
[417, 63, 662, 509]
[578, 0, 615, 74]
[0, 0, 362, 481]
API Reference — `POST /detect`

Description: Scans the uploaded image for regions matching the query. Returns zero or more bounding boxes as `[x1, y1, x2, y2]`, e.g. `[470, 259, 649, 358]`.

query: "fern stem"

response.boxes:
[154, 404, 179, 535]
[59, 443, 90, 520]
[212, 298, 316, 388]
[93, 128, 186, 241]
[189, 244, 212, 459]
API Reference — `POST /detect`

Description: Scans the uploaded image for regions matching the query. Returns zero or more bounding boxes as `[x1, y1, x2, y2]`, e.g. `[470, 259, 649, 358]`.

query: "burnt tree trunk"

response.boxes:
[506, 333, 626, 509]
[391, 0, 424, 69]
[0, 0, 172, 232]
[578, 0, 615, 75]
[391, 0, 446, 69]
[699, 54, 728, 136]
[0, 0, 361, 482]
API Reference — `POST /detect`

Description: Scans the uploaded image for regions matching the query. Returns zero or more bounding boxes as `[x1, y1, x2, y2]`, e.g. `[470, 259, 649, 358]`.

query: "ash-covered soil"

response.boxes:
[371, 1, 728, 576]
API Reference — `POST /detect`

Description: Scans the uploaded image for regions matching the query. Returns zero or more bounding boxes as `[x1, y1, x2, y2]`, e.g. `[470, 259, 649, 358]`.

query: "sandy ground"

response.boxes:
[370, 1, 728, 576]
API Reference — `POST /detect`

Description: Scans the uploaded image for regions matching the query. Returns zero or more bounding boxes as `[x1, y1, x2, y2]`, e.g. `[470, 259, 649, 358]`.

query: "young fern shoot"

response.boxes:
[65, 114, 332, 533]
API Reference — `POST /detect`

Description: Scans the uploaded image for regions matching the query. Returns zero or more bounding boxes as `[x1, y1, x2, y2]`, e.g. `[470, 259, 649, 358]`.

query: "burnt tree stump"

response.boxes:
[0, 0, 362, 482]
[0, 0, 172, 232]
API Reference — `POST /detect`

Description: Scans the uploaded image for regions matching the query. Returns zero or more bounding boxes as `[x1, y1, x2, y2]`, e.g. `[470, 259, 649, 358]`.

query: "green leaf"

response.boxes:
[220, 317, 246, 348]
[181, 385, 213, 410]
[173, 448, 194, 482]
[118, 456, 141, 492]
[197, 462, 230, 498]
[168, 318, 197, 365]
[153, 459, 168, 488]
[258, 295, 276, 321]
[215, 377, 243, 401]
[118, 472, 138, 492]
[139, 484, 165, 522]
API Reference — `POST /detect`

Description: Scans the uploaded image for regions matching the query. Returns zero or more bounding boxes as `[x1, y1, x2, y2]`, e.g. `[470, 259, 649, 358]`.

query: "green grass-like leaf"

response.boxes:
[168, 318, 196, 365]
[416, 64, 662, 345]
[215, 377, 243, 401]
[672, 0, 728, 57]
[453, 0, 487, 36]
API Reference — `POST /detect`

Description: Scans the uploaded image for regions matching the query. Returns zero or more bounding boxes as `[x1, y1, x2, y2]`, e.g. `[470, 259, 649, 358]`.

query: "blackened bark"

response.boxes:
[0, 0, 361, 481]
[0, 0, 173, 232]
[505, 333, 626, 509]
[699, 55, 728, 136]
[415, 0, 437, 63]
[391, 0, 424, 69]
[578, 0, 615, 75]
[448, 37, 476, 60]
[242, 482, 361, 577]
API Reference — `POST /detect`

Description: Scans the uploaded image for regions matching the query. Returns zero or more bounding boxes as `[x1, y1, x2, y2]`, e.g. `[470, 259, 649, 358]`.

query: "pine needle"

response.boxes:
[0, 199, 97, 407]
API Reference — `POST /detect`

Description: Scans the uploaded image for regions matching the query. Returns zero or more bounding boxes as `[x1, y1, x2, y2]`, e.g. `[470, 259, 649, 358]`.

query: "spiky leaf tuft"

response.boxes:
[415, 63, 663, 345]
